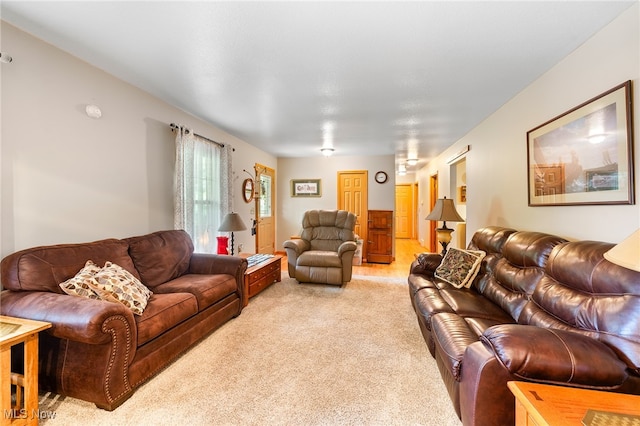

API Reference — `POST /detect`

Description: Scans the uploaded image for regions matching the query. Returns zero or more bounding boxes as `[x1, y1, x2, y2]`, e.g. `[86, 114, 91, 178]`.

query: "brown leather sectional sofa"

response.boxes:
[1, 230, 247, 410]
[409, 226, 640, 426]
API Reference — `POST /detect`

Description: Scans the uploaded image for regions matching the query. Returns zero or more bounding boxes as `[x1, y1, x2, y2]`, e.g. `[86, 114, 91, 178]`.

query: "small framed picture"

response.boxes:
[291, 179, 321, 197]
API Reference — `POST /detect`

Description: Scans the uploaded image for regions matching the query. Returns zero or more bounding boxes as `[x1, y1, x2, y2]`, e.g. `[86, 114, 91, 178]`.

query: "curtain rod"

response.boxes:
[170, 123, 224, 148]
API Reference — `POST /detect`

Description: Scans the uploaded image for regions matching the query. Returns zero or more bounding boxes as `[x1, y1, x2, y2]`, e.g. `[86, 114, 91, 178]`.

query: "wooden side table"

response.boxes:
[239, 254, 282, 307]
[1, 316, 51, 425]
[508, 381, 640, 426]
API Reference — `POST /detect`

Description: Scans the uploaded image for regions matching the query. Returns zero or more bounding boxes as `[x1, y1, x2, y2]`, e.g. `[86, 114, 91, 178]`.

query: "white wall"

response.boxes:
[276, 155, 395, 249]
[417, 4, 640, 245]
[0, 22, 276, 257]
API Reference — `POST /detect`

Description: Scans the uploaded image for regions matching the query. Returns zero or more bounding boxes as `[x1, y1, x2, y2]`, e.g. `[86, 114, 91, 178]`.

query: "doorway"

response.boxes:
[255, 163, 276, 254]
[395, 184, 415, 239]
[429, 173, 438, 253]
[337, 170, 368, 260]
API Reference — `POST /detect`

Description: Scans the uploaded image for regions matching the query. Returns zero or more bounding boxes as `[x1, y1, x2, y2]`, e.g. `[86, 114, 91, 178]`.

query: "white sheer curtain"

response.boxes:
[174, 125, 233, 253]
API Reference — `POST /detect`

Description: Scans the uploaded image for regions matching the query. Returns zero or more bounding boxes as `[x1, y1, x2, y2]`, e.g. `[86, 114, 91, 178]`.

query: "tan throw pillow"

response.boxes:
[59, 260, 102, 299]
[88, 262, 152, 315]
[435, 247, 486, 289]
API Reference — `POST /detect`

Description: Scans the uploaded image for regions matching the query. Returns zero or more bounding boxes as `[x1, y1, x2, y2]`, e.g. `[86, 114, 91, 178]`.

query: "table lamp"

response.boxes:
[425, 196, 464, 255]
[218, 212, 247, 255]
[603, 229, 640, 272]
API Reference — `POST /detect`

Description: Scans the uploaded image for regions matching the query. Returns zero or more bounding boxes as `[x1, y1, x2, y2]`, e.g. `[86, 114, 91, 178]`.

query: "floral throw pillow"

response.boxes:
[434, 247, 486, 289]
[59, 260, 103, 299]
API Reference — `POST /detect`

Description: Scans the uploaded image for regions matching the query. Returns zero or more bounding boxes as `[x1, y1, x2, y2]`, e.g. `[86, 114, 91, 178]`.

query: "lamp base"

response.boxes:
[435, 225, 454, 256]
[438, 240, 450, 256]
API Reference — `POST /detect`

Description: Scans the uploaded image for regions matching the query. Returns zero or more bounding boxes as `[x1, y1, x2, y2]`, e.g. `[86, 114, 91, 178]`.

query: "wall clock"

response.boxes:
[375, 171, 388, 184]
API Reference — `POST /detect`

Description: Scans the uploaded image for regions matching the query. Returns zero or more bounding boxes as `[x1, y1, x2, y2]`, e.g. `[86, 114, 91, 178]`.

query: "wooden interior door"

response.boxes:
[395, 184, 413, 239]
[255, 164, 276, 254]
[337, 170, 368, 260]
[429, 173, 438, 253]
[413, 182, 419, 239]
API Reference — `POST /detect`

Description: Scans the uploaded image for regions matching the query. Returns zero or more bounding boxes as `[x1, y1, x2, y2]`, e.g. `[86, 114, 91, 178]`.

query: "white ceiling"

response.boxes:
[1, 1, 635, 171]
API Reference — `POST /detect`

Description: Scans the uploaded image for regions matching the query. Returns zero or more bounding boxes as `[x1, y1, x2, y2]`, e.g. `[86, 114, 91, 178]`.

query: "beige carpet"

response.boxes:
[41, 274, 461, 425]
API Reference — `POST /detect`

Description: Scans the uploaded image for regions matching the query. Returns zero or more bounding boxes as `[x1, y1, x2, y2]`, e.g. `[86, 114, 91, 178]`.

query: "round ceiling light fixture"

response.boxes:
[0, 52, 13, 63]
[321, 147, 335, 157]
[85, 104, 102, 119]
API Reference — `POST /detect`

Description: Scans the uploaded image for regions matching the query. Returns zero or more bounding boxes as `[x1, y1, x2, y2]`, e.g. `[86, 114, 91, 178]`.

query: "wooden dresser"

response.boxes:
[367, 210, 393, 264]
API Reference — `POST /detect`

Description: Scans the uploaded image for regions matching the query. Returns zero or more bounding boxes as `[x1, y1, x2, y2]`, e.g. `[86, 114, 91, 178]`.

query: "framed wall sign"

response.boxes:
[291, 179, 321, 197]
[527, 81, 634, 206]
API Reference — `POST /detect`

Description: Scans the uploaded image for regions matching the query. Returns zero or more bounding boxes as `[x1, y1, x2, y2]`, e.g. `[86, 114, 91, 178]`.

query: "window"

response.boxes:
[174, 127, 232, 253]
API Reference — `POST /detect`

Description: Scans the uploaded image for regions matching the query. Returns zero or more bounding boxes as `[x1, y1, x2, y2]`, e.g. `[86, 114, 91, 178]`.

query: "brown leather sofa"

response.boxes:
[283, 209, 357, 285]
[409, 226, 640, 426]
[1, 230, 247, 410]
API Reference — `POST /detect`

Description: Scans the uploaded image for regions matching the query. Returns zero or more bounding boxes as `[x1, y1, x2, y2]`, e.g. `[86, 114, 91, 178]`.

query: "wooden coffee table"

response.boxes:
[240, 254, 282, 306]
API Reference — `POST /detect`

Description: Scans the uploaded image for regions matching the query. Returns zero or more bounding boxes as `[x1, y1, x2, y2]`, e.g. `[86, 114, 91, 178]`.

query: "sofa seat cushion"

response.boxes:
[152, 274, 238, 311]
[135, 292, 198, 346]
[414, 288, 455, 330]
[408, 275, 434, 296]
[432, 313, 480, 381]
[464, 317, 514, 337]
[439, 288, 514, 322]
[297, 251, 342, 268]
[409, 274, 453, 297]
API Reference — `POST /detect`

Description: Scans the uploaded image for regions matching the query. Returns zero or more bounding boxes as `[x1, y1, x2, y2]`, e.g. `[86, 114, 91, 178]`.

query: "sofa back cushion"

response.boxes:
[1, 239, 138, 293]
[467, 226, 517, 288]
[125, 230, 193, 288]
[300, 210, 356, 252]
[473, 231, 567, 321]
[520, 240, 640, 372]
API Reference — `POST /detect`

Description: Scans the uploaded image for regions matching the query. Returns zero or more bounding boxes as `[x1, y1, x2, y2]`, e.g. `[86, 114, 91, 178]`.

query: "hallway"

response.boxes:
[353, 238, 427, 278]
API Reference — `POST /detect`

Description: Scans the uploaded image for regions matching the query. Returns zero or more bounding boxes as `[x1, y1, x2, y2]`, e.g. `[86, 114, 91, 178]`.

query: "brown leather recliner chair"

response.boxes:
[283, 210, 357, 285]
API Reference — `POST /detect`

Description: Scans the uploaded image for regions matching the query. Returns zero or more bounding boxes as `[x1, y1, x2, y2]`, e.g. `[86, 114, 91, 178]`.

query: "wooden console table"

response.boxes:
[508, 381, 640, 426]
[240, 254, 282, 307]
[1, 316, 51, 425]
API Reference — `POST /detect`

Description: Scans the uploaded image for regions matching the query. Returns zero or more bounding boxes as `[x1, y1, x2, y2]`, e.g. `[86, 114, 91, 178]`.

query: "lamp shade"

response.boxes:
[425, 197, 464, 222]
[604, 229, 640, 272]
[218, 212, 247, 232]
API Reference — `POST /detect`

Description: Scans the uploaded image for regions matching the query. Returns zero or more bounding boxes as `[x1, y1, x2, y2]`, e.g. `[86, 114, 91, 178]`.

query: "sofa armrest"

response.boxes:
[189, 253, 247, 308]
[1, 289, 138, 410]
[189, 253, 247, 277]
[283, 239, 310, 277]
[283, 239, 309, 256]
[0, 290, 137, 345]
[410, 253, 442, 275]
[481, 324, 628, 387]
[338, 240, 357, 256]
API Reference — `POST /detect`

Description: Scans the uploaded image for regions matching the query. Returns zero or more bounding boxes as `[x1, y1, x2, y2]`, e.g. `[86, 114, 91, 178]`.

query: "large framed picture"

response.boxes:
[291, 179, 321, 197]
[527, 81, 634, 206]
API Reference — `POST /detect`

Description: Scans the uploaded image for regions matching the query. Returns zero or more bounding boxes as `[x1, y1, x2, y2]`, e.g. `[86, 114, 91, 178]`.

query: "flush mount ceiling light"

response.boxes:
[321, 147, 335, 157]
[85, 104, 102, 119]
[0, 52, 13, 63]
[406, 158, 418, 166]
